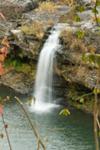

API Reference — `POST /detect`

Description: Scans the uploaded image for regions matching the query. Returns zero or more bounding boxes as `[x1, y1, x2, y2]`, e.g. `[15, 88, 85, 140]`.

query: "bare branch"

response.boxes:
[14, 96, 46, 150]
[2, 114, 12, 150]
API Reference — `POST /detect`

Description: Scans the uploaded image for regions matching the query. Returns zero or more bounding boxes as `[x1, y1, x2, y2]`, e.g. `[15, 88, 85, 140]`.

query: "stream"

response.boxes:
[0, 86, 95, 150]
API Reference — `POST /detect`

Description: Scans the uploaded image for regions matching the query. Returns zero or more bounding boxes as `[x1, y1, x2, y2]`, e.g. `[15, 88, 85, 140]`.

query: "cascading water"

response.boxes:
[31, 24, 66, 113]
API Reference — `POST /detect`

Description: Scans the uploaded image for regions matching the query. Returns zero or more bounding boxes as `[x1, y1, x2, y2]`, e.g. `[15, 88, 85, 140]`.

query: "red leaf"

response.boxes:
[0, 47, 8, 57]
[1, 37, 9, 48]
[0, 63, 4, 75]
[0, 105, 3, 116]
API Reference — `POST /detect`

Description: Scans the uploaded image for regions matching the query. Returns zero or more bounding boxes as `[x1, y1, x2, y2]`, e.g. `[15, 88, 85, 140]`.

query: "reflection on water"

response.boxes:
[0, 86, 95, 150]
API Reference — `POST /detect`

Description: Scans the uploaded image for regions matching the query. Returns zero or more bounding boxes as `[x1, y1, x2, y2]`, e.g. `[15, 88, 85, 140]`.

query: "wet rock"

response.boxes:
[0, 2, 69, 94]
[0, 70, 34, 94]
[52, 74, 67, 99]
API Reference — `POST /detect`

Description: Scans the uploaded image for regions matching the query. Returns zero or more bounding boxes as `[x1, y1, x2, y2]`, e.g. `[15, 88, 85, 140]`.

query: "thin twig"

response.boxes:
[94, 0, 99, 26]
[2, 114, 12, 150]
[93, 95, 99, 150]
[93, 69, 100, 150]
[14, 96, 46, 150]
[76, 92, 93, 101]
[37, 139, 40, 150]
[96, 112, 100, 130]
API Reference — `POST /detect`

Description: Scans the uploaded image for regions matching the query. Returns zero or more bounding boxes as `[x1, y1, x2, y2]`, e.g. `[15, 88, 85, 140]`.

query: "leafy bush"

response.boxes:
[4, 58, 32, 74]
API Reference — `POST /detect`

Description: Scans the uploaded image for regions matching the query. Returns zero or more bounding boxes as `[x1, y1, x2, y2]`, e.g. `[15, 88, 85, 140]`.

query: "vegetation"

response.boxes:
[36, 1, 57, 12]
[60, 12, 100, 148]
[83, 52, 100, 150]
[0, 36, 10, 75]
[0, 0, 100, 150]
[21, 21, 45, 39]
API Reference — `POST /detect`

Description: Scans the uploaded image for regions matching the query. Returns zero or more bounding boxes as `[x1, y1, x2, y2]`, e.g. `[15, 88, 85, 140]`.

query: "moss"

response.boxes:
[4, 58, 36, 79]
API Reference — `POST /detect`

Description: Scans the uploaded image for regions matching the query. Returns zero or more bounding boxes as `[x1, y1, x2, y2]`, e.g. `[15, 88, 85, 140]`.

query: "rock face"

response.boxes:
[54, 22, 100, 111]
[0, 0, 38, 20]
[0, 0, 100, 116]
[0, 70, 34, 94]
[0, 0, 100, 112]
[0, 1, 69, 94]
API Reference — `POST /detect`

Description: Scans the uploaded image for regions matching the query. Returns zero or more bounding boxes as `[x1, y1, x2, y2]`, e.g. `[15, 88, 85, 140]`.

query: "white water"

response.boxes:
[31, 24, 66, 113]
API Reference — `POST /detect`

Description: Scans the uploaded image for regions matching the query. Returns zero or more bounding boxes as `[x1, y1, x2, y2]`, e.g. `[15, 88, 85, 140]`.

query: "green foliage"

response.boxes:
[76, 6, 85, 12]
[82, 53, 100, 67]
[92, 8, 99, 14]
[99, 131, 100, 137]
[76, 30, 85, 39]
[0, 97, 2, 103]
[74, 15, 81, 22]
[93, 88, 100, 94]
[5, 58, 22, 69]
[4, 58, 32, 75]
[79, 97, 85, 104]
[96, 1, 100, 6]
[95, 17, 100, 24]
[59, 108, 70, 116]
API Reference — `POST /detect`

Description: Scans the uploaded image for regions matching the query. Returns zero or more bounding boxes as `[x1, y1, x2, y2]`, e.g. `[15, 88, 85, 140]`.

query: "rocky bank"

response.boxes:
[0, 0, 100, 113]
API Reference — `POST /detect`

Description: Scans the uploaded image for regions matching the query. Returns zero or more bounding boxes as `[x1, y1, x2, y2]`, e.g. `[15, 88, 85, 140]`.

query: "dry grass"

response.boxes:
[60, 30, 88, 52]
[87, 44, 96, 53]
[21, 21, 44, 39]
[36, 1, 57, 12]
[70, 39, 87, 52]
[58, 0, 75, 6]
[60, 29, 73, 42]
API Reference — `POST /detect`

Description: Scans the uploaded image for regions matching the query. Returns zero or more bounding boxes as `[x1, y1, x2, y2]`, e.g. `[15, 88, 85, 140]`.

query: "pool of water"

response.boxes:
[0, 86, 95, 150]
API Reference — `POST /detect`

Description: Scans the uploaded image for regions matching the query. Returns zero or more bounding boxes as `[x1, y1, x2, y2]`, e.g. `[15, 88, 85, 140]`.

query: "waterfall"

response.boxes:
[31, 24, 66, 113]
